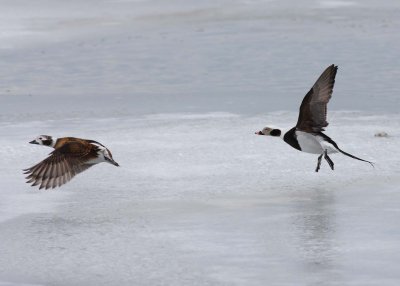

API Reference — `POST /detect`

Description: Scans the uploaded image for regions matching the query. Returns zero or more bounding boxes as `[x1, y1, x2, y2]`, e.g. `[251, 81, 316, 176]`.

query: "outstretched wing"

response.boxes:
[296, 65, 338, 133]
[24, 142, 97, 189]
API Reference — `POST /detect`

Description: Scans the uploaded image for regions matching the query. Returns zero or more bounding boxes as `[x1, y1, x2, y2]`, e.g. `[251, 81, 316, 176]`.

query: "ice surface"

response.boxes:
[1, 0, 400, 285]
[1, 0, 400, 120]
[1, 112, 400, 286]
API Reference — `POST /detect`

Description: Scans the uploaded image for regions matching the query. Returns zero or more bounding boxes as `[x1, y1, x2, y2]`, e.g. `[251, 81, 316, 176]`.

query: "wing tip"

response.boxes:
[326, 64, 338, 75]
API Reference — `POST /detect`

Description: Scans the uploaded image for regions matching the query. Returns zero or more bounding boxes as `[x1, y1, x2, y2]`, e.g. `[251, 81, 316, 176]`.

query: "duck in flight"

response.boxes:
[256, 64, 374, 172]
[24, 136, 119, 189]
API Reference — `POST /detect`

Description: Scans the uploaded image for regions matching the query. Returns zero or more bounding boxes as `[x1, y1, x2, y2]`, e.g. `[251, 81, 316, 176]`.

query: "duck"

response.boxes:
[24, 135, 119, 189]
[256, 65, 374, 172]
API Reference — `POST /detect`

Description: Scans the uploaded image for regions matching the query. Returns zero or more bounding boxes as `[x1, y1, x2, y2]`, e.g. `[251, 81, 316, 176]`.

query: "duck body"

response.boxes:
[25, 135, 119, 189]
[283, 128, 338, 155]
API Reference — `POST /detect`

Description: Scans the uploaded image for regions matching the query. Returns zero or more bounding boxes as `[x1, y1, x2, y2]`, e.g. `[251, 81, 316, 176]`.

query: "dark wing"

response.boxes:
[24, 142, 97, 190]
[296, 65, 338, 132]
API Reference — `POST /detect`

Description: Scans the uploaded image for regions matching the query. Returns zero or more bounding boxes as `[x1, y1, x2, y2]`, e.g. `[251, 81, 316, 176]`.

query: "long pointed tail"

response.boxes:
[336, 147, 374, 168]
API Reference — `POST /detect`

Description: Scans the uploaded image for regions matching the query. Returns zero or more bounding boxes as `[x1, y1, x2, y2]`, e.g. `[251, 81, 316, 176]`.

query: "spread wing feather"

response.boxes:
[24, 141, 97, 189]
[296, 65, 338, 133]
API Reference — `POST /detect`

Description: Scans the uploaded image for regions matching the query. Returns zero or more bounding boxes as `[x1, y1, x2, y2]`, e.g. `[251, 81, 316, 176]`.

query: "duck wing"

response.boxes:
[24, 141, 98, 189]
[296, 64, 338, 133]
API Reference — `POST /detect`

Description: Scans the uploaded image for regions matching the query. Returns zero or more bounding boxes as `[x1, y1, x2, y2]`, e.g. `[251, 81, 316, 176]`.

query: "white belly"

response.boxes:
[296, 131, 338, 154]
[87, 155, 105, 165]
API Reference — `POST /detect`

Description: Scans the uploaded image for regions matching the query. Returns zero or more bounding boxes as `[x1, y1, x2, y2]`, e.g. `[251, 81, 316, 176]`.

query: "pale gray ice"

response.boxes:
[0, 0, 400, 285]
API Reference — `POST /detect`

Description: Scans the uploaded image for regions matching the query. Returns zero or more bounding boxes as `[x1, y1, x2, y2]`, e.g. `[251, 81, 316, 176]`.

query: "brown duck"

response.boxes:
[24, 135, 119, 189]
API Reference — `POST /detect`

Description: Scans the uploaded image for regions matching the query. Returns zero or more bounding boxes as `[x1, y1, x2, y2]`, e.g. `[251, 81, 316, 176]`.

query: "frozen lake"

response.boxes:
[1, 112, 400, 286]
[1, 0, 400, 285]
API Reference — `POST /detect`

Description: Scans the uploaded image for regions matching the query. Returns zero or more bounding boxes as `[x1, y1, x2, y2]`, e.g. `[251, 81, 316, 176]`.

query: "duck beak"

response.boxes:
[110, 159, 120, 167]
[255, 131, 264, 135]
[29, 140, 39, 144]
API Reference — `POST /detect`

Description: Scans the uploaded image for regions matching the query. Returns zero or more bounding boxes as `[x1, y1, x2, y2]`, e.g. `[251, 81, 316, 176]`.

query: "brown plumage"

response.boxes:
[24, 136, 119, 190]
[296, 64, 338, 133]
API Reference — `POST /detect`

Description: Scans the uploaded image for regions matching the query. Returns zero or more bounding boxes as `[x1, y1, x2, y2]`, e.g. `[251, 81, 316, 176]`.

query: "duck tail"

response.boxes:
[336, 146, 374, 168]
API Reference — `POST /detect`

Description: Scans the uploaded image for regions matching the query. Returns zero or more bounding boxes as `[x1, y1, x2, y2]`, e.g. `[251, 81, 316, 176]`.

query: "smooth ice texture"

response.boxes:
[1, 0, 400, 119]
[1, 0, 400, 285]
[1, 112, 400, 286]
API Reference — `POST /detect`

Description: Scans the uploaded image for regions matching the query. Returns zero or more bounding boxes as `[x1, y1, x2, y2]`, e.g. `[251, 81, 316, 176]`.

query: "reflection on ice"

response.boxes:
[293, 188, 337, 272]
